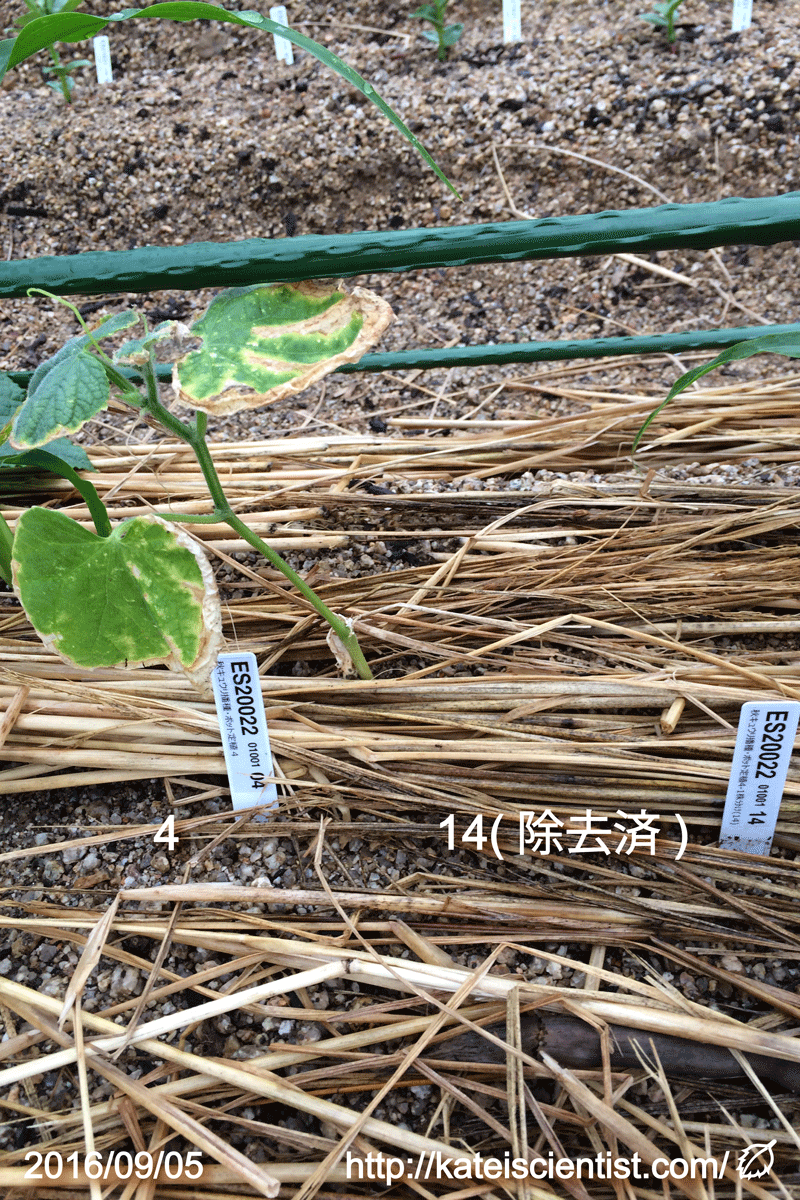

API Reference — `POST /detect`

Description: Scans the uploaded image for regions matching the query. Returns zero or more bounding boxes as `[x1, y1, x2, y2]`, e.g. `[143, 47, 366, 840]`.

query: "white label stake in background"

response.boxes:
[731, 0, 752, 32]
[212, 652, 278, 812]
[719, 701, 800, 856]
[93, 36, 112, 84]
[269, 6, 294, 65]
[502, 0, 522, 44]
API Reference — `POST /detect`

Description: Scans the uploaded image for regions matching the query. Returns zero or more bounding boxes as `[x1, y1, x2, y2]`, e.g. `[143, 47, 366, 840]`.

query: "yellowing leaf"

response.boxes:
[172, 281, 393, 416]
[12, 510, 223, 694]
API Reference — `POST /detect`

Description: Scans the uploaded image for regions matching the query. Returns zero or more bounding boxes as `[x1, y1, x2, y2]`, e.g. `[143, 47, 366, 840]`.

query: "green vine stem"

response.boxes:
[141, 372, 374, 680]
[0, 450, 111, 584]
[45, 44, 71, 101]
[17, 292, 374, 678]
[22, 449, 113, 537]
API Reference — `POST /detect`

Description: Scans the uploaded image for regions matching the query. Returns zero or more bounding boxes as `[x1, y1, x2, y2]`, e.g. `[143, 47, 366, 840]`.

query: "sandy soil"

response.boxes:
[2, 0, 800, 432]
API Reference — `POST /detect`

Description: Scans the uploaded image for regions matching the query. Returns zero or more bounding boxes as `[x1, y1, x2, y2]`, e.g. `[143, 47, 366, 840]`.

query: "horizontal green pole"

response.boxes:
[2, 193, 800, 298]
[9, 323, 800, 390]
[336, 322, 800, 372]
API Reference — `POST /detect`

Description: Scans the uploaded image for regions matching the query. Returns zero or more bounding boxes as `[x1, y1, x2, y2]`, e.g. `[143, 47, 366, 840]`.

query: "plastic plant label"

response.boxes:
[719, 702, 800, 856]
[212, 653, 277, 811]
[731, 0, 752, 31]
[173, 281, 393, 417]
[269, 5, 293, 64]
[93, 35, 112, 83]
[12, 509, 223, 693]
[503, 0, 521, 43]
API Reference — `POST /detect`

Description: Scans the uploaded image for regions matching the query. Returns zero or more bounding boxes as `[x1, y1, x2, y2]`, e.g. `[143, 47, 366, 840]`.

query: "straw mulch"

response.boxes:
[1, 364, 800, 1196]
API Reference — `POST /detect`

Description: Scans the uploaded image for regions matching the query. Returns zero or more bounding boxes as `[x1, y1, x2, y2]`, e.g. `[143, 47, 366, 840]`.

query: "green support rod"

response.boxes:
[337, 322, 800, 372]
[9, 323, 800, 390]
[2, 194, 799, 298]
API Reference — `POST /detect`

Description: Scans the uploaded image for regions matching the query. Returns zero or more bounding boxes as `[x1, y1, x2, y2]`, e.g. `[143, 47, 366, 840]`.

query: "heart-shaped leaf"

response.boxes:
[11, 350, 108, 448]
[12, 509, 223, 692]
[10, 310, 139, 450]
[172, 281, 393, 416]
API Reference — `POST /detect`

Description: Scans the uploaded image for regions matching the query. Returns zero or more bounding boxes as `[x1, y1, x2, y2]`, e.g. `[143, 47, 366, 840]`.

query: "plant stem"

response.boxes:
[47, 45, 71, 102]
[140, 374, 374, 679]
[23, 449, 113, 538]
[222, 508, 374, 680]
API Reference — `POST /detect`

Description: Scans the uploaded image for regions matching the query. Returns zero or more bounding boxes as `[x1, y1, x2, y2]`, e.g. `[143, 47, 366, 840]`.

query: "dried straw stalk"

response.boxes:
[2, 383, 799, 1194]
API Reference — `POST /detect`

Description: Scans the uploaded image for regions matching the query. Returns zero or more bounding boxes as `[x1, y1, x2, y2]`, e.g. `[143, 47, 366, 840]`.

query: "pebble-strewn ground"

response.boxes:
[2, 0, 800, 436]
[1, 0, 799, 1163]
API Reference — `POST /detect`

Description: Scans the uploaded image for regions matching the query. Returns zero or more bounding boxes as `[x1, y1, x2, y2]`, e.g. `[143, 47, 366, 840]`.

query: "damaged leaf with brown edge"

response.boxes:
[12, 508, 223, 694]
[172, 281, 393, 416]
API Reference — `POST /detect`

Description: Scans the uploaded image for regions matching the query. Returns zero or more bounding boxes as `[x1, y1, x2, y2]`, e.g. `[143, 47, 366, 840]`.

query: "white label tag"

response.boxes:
[93, 35, 113, 84]
[212, 652, 278, 811]
[269, 6, 294, 64]
[503, 0, 522, 43]
[719, 702, 799, 855]
[731, 0, 752, 31]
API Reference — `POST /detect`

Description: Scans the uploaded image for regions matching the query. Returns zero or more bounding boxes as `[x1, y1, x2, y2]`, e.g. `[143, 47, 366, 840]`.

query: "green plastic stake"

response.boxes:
[4, 194, 800, 300]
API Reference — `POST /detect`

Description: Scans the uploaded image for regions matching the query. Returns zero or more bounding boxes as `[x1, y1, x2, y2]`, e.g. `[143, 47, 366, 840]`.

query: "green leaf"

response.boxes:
[640, 13, 668, 25]
[12, 509, 223, 692]
[0, 513, 13, 586]
[0, 437, 94, 471]
[411, 5, 439, 20]
[442, 23, 463, 45]
[25, 333, 84, 398]
[0, 373, 26, 423]
[0, 40, 15, 80]
[11, 350, 109, 448]
[420, 29, 440, 42]
[9, 310, 138, 449]
[633, 332, 800, 454]
[87, 309, 141, 339]
[174, 280, 393, 416]
[2, 4, 461, 198]
[23, 309, 137, 396]
[114, 319, 186, 367]
[0, 376, 95, 491]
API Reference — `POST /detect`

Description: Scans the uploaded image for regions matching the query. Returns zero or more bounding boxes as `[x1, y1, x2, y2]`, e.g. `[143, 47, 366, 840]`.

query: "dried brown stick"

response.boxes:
[439, 1013, 800, 1093]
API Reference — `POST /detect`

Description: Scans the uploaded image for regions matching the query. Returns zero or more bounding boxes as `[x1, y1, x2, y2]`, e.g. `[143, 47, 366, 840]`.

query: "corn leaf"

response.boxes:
[1, 3, 461, 197]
